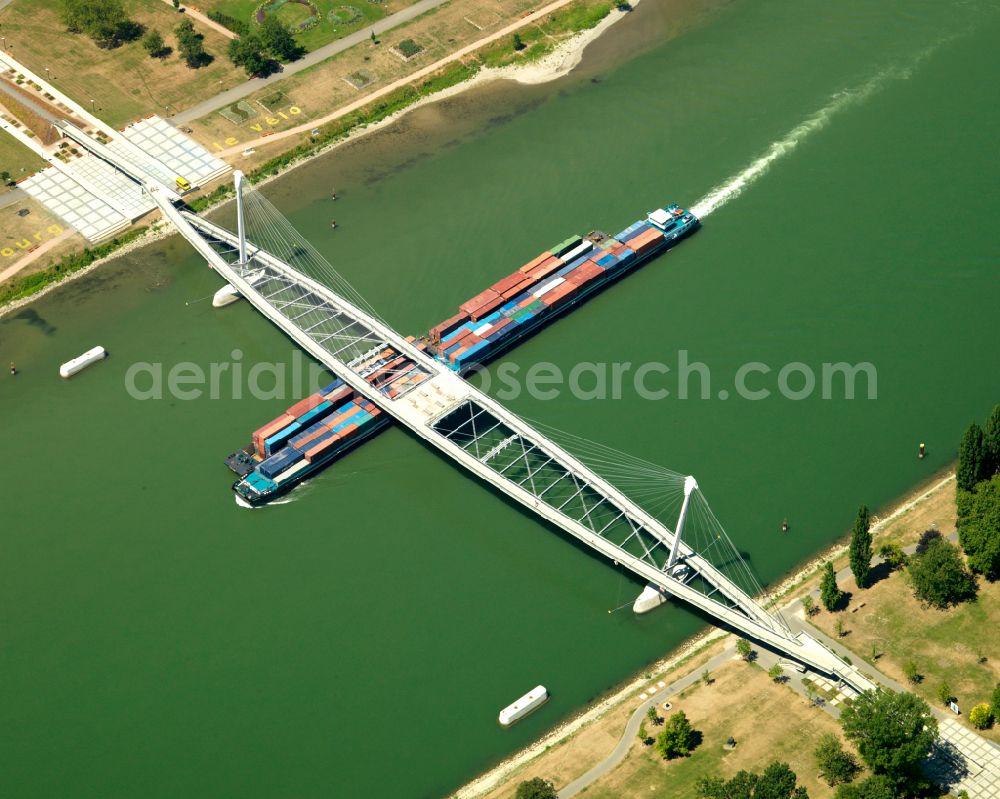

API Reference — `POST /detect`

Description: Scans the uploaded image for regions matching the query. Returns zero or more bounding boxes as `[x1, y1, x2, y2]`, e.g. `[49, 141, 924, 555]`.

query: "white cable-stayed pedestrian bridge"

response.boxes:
[67, 129, 875, 691]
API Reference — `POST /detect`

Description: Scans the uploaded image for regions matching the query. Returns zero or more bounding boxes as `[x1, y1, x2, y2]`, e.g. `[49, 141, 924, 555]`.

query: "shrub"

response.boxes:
[207, 9, 251, 36]
[736, 638, 753, 661]
[877, 542, 907, 570]
[969, 703, 993, 729]
[396, 38, 422, 58]
[937, 681, 952, 705]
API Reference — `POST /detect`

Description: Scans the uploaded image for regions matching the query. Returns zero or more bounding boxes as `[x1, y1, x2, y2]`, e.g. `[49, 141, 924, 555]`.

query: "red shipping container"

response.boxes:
[470, 296, 505, 321]
[544, 283, 579, 308]
[304, 434, 341, 463]
[253, 413, 294, 455]
[429, 311, 468, 342]
[490, 271, 530, 295]
[501, 277, 537, 300]
[526, 255, 563, 281]
[460, 288, 502, 316]
[518, 251, 552, 274]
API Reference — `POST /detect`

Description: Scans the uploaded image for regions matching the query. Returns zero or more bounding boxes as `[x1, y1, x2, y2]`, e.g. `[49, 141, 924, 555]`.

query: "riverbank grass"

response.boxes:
[0, 227, 147, 306]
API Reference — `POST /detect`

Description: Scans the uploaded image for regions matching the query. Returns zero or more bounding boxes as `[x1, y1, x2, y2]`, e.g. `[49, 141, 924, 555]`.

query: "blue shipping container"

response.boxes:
[319, 379, 345, 395]
[456, 340, 489, 365]
[297, 400, 333, 426]
[264, 421, 303, 456]
[259, 447, 304, 478]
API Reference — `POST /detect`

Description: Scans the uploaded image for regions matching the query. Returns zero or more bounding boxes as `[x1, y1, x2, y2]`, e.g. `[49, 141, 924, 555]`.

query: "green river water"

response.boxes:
[3, 0, 1000, 796]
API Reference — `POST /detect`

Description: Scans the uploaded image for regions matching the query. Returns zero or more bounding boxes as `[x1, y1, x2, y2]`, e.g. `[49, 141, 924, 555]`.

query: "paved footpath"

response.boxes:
[172, 0, 453, 124]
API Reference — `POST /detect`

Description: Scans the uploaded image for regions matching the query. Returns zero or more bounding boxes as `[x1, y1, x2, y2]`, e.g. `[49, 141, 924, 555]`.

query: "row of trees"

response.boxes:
[957, 405, 1000, 491]
[60, 0, 212, 68]
[227, 18, 303, 78]
[956, 406, 1000, 581]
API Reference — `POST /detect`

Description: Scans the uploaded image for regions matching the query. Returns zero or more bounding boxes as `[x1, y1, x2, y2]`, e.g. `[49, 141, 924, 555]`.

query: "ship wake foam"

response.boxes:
[691, 38, 953, 219]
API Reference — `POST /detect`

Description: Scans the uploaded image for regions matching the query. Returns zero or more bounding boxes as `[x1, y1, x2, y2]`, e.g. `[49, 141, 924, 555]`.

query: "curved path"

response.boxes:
[558, 644, 737, 798]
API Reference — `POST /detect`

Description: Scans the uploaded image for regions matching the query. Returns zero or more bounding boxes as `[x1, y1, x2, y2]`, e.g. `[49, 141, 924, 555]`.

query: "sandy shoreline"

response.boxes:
[0, 4, 632, 320]
[448, 469, 957, 798]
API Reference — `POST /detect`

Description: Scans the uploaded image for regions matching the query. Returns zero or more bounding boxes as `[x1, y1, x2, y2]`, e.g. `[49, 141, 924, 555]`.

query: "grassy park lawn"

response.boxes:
[0, 0, 245, 127]
[0, 135, 46, 191]
[796, 477, 1000, 742]
[199, 0, 416, 52]
[578, 662, 844, 799]
[810, 565, 1000, 742]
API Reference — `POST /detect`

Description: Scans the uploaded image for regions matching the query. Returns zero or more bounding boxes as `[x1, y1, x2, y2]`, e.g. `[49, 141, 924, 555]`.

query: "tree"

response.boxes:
[59, 0, 141, 48]
[877, 542, 907, 570]
[701, 668, 712, 685]
[512, 32, 525, 51]
[969, 703, 993, 729]
[835, 619, 846, 638]
[656, 710, 696, 759]
[958, 421, 986, 491]
[768, 663, 783, 681]
[915, 528, 941, 555]
[258, 16, 301, 61]
[903, 660, 920, 683]
[515, 777, 557, 799]
[172, 0, 180, 8]
[0, 170, 12, 185]
[907, 536, 977, 607]
[637, 720, 649, 743]
[849, 505, 873, 588]
[696, 762, 808, 799]
[820, 562, 842, 611]
[834, 775, 896, 799]
[736, 638, 753, 661]
[992, 682, 1000, 713]
[646, 705, 659, 724]
[142, 29, 168, 58]
[957, 472, 1000, 579]
[840, 688, 937, 792]
[984, 404, 1000, 477]
[227, 35, 272, 77]
[814, 733, 860, 786]
[801, 595, 815, 616]
[937, 681, 952, 705]
[175, 19, 209, 68]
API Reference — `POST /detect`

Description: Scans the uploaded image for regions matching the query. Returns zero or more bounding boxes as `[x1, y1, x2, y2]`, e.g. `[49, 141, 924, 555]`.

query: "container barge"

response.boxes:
[225, 204, 698, 505]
